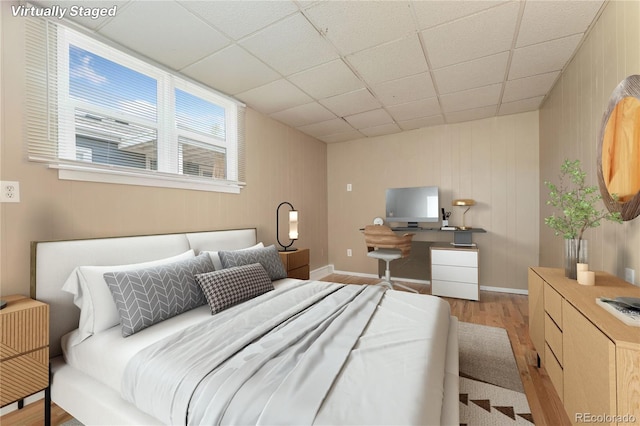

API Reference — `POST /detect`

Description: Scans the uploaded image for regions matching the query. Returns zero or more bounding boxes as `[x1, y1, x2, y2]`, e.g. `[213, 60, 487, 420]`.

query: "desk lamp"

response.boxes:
[452, 199, 476, 230]
[276, 201, 299, 251]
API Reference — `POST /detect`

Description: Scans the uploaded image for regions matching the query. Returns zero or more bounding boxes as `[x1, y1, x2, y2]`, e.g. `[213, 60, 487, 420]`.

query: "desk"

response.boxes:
[373, 227, 486, 282]
[390, 227, 486, 246]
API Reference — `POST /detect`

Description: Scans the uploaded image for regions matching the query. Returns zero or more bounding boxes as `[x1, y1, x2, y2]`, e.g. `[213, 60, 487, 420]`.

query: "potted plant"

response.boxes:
[544, 159, 622, 279]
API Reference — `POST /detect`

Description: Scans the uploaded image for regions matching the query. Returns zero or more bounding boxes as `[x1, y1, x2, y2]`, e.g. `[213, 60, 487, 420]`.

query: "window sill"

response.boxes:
[51, 163, 242, 194]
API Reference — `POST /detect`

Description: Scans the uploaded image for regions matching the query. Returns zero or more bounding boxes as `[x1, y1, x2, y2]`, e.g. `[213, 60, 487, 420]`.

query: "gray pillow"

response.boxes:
[104, 252, 213, 337]
[195, 263, 274, 314]
[218, 245, 287, 281]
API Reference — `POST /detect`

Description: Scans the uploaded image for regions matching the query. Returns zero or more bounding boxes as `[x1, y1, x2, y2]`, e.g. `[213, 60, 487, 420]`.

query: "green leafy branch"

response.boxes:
[544, 159, 622, 245]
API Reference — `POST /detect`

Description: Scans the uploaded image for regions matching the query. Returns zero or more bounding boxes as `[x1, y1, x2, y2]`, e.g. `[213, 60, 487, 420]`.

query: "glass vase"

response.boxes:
[564, 238, 588, 279]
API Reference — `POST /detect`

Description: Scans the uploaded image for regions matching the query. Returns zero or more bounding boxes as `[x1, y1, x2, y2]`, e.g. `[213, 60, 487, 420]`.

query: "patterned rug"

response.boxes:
[459, 322, 533, 425]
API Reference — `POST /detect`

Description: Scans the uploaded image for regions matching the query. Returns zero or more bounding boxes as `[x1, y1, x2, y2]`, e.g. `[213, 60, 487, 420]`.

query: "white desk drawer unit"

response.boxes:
[430, 244, 479, 301]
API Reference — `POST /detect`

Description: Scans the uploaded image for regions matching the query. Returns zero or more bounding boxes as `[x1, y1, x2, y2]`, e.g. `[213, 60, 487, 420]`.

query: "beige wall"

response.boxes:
[0, 3, 329, 297]
[327, 111, 540, 291]
[539, 0, 640, 280]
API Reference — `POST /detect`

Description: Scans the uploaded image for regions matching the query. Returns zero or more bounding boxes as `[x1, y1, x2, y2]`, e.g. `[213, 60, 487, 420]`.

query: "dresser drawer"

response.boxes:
[431, 249, 477, 267]
[544, 283, 563, 329]
[545, 313, 563, 366]
[545, 343, 564, 402]
[432, 280, 479, 301]
[431, 264, 478, 284]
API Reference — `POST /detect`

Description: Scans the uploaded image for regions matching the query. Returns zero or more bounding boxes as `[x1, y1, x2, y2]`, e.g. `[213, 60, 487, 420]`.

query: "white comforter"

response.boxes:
[64, 281, 454, 425]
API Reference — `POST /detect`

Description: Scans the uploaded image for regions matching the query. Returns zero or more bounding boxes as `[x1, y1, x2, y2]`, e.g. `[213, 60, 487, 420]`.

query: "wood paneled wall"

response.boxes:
[539, 0, 640, 281]
[327, 111, 540, 292]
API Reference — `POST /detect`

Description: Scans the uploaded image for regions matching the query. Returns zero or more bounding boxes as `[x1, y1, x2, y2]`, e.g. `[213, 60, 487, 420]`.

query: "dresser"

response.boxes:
[430, 244, 479, 300]
[0, 295, 50, 412]
[278, 248, 310, 280]
[528, 267, 640, 425]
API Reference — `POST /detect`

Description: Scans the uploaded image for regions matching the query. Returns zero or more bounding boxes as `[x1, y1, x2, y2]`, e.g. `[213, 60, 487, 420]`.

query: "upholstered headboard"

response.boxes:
[31, 228, 257, 357]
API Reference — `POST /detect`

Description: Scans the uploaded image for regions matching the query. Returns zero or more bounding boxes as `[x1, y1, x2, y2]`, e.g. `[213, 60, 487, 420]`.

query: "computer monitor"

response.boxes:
[385, 186, 439, 228]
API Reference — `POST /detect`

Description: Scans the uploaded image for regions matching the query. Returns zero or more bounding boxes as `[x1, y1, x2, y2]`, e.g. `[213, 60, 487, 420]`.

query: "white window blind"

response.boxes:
[24, 17, 246, 192]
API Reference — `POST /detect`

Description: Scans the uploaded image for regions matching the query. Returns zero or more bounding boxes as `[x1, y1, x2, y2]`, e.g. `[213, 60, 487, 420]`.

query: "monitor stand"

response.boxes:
[407, 222, 420, 228]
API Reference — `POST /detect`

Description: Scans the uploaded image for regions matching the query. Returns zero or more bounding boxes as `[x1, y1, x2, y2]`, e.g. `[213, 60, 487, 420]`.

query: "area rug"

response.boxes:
[459, 322, 533, 425]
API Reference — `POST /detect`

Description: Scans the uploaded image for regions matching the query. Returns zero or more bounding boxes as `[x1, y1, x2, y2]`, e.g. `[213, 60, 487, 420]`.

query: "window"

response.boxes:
[25, 18, 246, 193]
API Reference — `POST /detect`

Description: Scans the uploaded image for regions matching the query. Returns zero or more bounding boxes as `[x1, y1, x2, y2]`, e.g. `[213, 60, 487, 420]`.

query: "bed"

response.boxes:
[31, 228, 459, 425]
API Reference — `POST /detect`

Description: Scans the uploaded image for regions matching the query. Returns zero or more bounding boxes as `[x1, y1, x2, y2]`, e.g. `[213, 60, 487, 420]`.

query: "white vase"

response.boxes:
[565, 239, 588, 279]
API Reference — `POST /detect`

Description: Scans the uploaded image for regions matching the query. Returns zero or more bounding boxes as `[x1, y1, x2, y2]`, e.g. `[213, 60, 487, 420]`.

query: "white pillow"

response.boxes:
[205, 242, 264, 270]
[62, 249, 195, 346]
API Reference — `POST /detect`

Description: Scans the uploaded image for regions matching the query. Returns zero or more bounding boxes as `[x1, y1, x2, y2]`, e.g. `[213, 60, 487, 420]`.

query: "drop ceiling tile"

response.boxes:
[422, 1, 520, 69]
[433, 52, 509, 95]
[360, 123, 402, 138]
[240, 13, 338, 76]
[319, 89, 381, 118]
[270, 102, 336, 128]
[440, 84, 502, 113]
[304, 1, 415, 55]
[98, 2, 230, 70]
[398, 115, 445, 131]
[236, 79, 312, 114]
[318, 130, 366, 144]
[502, 71, 560, 103]
[517, 1, 604, 48]
[445, 105, 497, 123]
[346, 35, 428, 85]
[498, 96, 544, 116]
[509, 34, 582, 80]
[372, 73, 436, 106]
[182, 45, 280, 95]
[288, 60, 364, 99]
[412, 0, 508, 30]
[344, 109, 394, 130]
[387, 97, 441, 122]
[297, 118, 354, 138]
[179, 0, 298, 41]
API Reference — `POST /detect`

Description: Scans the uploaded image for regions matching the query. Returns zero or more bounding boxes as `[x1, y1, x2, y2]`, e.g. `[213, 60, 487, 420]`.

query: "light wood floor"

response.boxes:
[1, 274, 571, 426]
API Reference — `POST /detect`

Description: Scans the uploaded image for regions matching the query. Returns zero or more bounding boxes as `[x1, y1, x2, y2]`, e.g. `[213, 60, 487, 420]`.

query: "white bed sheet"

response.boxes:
[62, 280, 453, 424]
[62, 278, 302, 392]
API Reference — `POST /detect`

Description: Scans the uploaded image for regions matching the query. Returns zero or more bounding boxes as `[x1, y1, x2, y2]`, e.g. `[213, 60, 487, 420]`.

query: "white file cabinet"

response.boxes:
[430, 244, 479, 301]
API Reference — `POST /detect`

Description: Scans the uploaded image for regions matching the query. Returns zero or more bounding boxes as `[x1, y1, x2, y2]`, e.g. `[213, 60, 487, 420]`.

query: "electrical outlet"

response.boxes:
[347, 249, 352, 257]
[347, 184, 352, 192]
[0, 181, 20, 203]
[625, 268, 635, 285]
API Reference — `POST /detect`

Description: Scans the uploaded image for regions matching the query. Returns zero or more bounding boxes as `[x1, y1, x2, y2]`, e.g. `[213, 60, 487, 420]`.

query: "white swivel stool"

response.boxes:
[363, 224, 418, 293]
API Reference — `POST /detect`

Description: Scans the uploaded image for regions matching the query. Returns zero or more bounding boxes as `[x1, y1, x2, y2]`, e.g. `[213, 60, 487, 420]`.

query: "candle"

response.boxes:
[577, 270, 595, 286]
[577, 263, 589, 272]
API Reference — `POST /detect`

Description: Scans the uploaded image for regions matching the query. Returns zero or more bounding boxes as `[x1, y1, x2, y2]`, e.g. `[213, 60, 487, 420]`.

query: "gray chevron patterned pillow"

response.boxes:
[195, 263, 274, 314]
[218, 245, 287, 281]
[104, 252, 213, 337]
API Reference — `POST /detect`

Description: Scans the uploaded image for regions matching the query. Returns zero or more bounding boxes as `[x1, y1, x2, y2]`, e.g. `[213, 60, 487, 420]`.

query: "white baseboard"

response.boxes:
[310, 265, 334, 281]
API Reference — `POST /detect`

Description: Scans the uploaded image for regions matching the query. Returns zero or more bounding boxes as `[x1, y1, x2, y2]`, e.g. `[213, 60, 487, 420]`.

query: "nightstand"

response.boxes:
[278, 248, 310, 279]
[0, 295, 50, 423]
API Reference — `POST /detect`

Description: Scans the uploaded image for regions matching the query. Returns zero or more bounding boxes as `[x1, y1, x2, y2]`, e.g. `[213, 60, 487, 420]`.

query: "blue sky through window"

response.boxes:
[176, 89, 226, 139]
[69, 45, 157, 123]
[69, 45, 226, 140]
